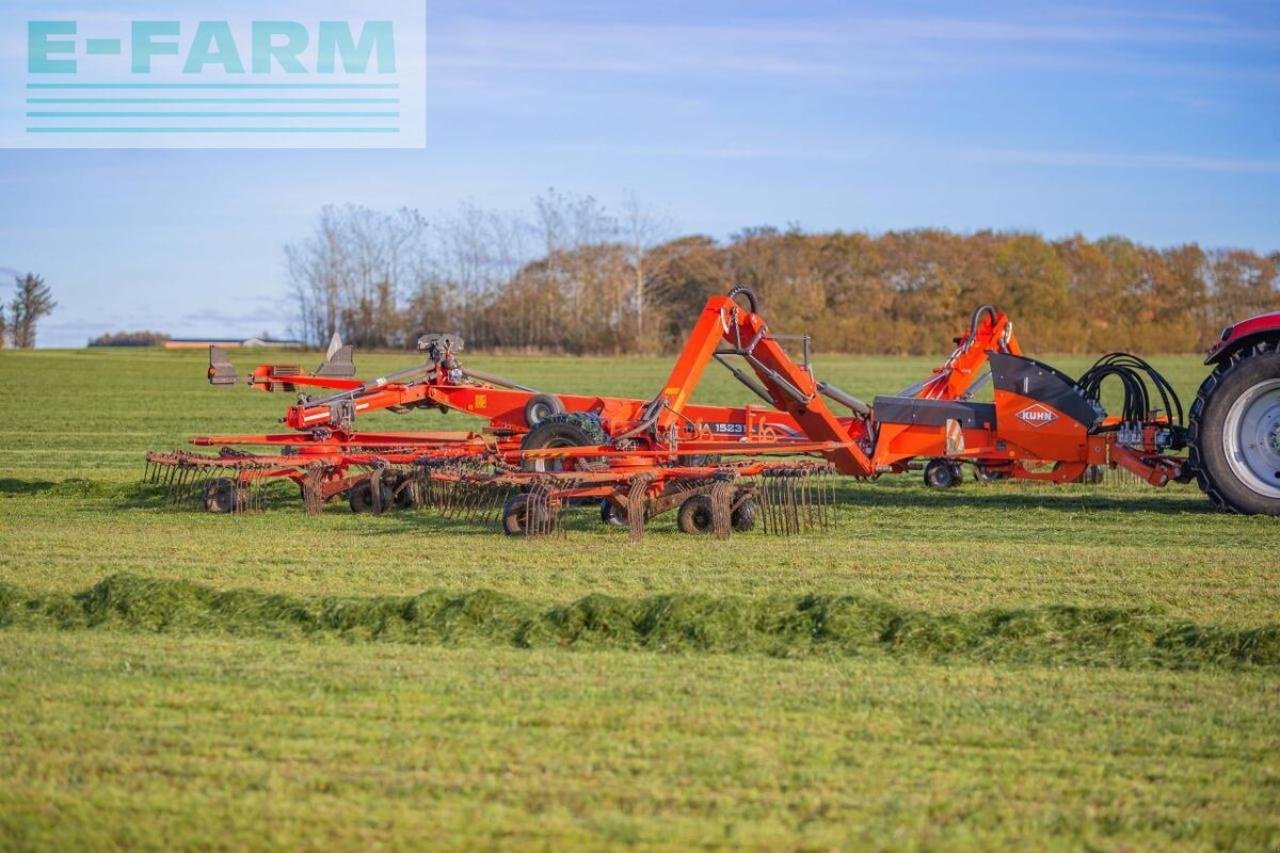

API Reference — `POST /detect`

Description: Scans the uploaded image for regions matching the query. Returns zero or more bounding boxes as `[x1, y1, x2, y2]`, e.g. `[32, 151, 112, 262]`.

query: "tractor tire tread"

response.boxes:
[1188, 338, 1280, 515]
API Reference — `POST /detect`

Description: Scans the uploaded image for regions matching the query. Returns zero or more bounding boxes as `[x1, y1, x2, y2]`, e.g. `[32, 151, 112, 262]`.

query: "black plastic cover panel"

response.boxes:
[872, 396, 997, 429]
[987, 351, 1101, 428]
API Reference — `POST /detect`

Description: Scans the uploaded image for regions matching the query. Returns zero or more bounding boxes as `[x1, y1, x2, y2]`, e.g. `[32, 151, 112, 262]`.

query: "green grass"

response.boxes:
[1, 346, 1277, 848]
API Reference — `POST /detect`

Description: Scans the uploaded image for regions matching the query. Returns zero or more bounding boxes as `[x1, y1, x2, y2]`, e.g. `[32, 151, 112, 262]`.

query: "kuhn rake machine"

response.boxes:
[146, 286, 1280, 534]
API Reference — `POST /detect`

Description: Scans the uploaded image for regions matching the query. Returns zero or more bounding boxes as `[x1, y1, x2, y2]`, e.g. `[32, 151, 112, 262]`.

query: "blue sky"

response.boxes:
[1, 0, 1278, 346]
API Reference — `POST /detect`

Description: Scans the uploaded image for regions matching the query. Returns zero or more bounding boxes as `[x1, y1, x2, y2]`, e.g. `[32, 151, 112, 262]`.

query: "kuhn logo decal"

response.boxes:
[1015, 403, 1058, 428]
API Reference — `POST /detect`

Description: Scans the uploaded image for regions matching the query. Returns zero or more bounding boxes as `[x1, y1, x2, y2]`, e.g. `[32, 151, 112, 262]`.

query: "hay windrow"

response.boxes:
[3, 574, 1277, 670]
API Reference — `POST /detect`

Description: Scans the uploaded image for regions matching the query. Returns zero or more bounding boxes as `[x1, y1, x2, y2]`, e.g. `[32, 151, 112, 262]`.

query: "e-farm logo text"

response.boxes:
[5, 1, 426, 148]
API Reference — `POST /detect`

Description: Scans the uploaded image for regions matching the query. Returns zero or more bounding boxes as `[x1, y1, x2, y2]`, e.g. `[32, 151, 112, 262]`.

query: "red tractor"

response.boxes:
[1189, 312, 1280, 515]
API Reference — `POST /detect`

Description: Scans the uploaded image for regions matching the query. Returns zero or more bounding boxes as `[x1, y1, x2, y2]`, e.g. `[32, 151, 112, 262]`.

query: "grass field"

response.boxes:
[1, 346, 1277, 848]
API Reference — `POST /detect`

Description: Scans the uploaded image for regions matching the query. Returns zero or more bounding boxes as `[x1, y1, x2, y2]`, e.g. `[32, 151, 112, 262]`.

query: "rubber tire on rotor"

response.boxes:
[1188, 342, 1280, 515]
[523, 393, 566, 428]
[203, 477, 242, 513]
[600, 499, 628, 527]
[348, 480, 394, 514]
[973, 464, 1009, 483]
[677, 494, 714, 534]
[386, 472, 417, 510]
[519, 414, 606, 472]
[502, 493, 547, 535]
[731, 491, 756, 532]
[923, 459, 962, 489]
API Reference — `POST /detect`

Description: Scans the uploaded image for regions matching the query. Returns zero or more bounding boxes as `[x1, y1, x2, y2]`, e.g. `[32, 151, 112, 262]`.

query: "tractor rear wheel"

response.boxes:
[1189, 343, 1280, 515]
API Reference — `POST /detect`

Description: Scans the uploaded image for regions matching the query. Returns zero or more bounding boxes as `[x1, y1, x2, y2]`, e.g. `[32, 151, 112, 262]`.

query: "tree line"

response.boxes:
[285, 195, 1279, 356]
[88, 331, 171, 347]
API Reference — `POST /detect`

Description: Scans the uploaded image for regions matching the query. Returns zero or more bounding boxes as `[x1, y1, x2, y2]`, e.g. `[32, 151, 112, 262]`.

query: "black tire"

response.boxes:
[387, 472, 417, 510]
[677, 494, 714, 534]
[348, 480, 394, 514]
[1189, 342, 1280, 515]
[523, 393, 565, 428]
[600, 499, 628, 527]
[502, 494, 547, 535]
[731, 491, 756, 532]
[519, 413, 606, 472]
[973, 463, 1010, 483]
[923, 459, 961, 489]
[203, 477, 241, 513]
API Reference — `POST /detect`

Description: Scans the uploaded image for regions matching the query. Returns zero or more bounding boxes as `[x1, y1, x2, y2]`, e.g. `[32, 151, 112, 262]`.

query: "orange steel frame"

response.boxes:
[192, 289, 1185, 490]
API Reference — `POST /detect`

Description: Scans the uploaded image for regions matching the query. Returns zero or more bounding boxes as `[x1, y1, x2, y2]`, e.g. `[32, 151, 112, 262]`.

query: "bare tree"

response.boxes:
[9, 273, 56, 348]
[532, 189, 619, 327]
[280, 195, 1273, 357]
[285, 205, 427, 348]
[285, 206, 345, 346]
[621, 191, 673, 348]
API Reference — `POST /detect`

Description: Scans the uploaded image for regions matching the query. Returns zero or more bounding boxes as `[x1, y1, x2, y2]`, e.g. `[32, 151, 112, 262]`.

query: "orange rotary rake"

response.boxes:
[146, 286, 1280, 533]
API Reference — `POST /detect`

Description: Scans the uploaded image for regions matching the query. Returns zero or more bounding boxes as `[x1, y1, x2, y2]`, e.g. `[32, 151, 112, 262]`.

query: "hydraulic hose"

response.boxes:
[726, 285, 760, 314]
[460, 367, 536, 393]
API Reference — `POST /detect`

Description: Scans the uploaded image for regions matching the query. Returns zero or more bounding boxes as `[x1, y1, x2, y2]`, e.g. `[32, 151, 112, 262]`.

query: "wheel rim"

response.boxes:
[1223, 378, 1280, 499]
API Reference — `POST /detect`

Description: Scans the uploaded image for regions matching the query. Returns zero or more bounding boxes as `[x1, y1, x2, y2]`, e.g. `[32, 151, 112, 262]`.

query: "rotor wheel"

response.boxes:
[973, 463, 1010, 483]
[677, 494, 714, 534]
[387, 472, 417, 510]
[502, 494, 548, 536]
[1189, 343, 1280, 515]
[600, 499, 628, 527]
[731, 490, 757, 532]
[203, 477, 243, 513]
[348, 479, 394, 514]
[923, 459, 962, 489]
